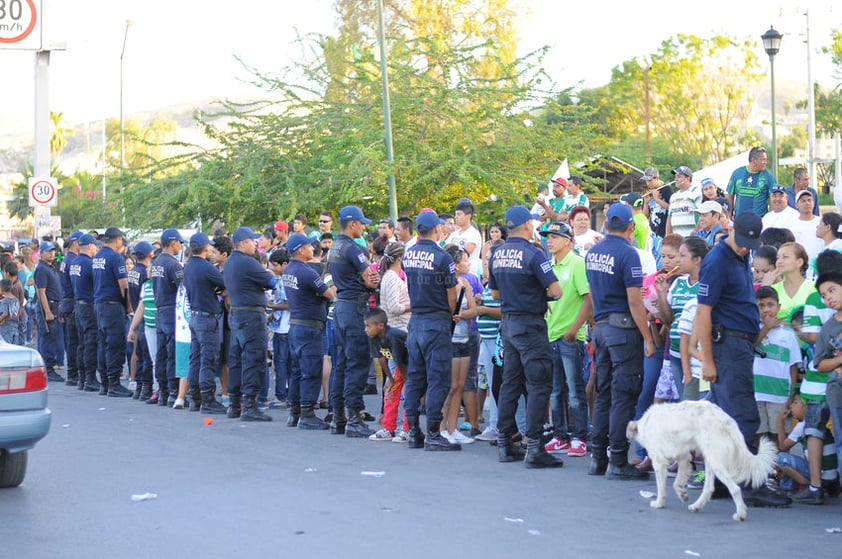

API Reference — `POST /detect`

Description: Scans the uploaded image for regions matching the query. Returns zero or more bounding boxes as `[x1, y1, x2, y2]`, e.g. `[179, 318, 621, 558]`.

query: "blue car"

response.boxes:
[0, 339, 52, 488]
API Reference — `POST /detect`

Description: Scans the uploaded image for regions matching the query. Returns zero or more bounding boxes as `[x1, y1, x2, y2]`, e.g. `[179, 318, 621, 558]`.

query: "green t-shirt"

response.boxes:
[632, 213, 650, 250]
[772, 280, 815, 322]
[141, 279, 157, 328]
[547, 250, 589, 342]
[801, 290, 834, 401]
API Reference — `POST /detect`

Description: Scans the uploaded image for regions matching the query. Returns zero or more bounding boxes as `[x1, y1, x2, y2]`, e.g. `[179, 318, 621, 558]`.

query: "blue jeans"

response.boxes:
[405, 313, 452, 425]
[710, 336, 759, 449]
[188, 313, 221, 391]
[498, 315, 553, 442]
[635, 345, 664, 459]
[550, 338, 588, 440]
[776, 451, 809, 491]
[289, 324, 324, 407]
[75, 302, 97, 382]
[273, 333, 290, 400]
[94, 302, 126, 382]
[591, 321, 644, 462]
[331, 300, 369, 412]
[825, 377, 842, 482]
[155, 305, 177, 392]
[226, 310, 267, 397]
[669, 354, 685, 401]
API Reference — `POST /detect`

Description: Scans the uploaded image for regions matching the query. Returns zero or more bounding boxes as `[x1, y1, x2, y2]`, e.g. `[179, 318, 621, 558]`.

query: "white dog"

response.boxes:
[627, 400, 776, 521]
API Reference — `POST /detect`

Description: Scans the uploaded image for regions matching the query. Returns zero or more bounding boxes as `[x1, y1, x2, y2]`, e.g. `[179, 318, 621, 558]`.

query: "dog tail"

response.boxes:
[741, 436, 777, 489]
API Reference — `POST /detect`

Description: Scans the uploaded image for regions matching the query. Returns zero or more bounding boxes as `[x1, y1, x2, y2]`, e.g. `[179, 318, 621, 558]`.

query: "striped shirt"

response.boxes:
[141, 279, 157, 329]
[801, 291, 834, 400]
[667, 275, 699, 357]
[476, 286, 501, 340]
[668, 187, 702, 237]
[753, 325, 801, 403]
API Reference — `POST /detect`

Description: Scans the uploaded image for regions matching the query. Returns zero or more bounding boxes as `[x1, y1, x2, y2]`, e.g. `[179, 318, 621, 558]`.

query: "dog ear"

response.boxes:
[626, 420, 638, 439]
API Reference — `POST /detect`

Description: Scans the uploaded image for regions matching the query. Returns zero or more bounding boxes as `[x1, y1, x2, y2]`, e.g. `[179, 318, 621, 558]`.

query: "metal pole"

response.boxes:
[644, 67, 651, 165]
[119, 20, 132, 225]
[769, 54, 778, 180]
[34, 50, 52, 241]
[376, 0, 398, 222]
[805, 9, 817, 193]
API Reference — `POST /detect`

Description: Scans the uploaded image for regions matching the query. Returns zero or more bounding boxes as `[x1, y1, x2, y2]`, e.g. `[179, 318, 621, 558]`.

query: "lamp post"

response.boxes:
[119, 19, 133, 225]
[761, 26, 782, 180]
[375, 0, 398, 223]
[636, 57, 651, 165]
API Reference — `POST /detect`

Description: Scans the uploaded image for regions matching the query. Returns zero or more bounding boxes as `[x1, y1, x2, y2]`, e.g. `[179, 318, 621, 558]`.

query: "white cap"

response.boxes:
[693, 200, 723, 214]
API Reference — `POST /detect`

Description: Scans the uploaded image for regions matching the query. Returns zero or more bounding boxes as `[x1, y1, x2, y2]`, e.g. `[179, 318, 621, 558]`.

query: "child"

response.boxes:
[776, 392, 838, 494]
[0, 278, 21, 344]
[268, 248, 291, 408]
[364, 307, 410, 442]
[753, 286, 801, 443]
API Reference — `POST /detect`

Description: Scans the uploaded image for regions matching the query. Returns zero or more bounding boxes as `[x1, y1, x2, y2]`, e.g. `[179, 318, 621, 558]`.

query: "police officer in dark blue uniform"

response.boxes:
[696, 212, 791, 507]
[283, 233, 337, 430]
[182, 232, 228, 414]
[92, 227, 133, 397]
[59, 231, 83, 386]
[585, 204, 655, 479]
[223, 226, 277, 422]
[128, 241, 155, 400]
[70, 234, 99, 391]
[149, 228, 186, 406]
[327, 206, 380, 438]
[34, 240, 63, 382]
[488, 206, 563, 467]
[403, 210, 461, 451]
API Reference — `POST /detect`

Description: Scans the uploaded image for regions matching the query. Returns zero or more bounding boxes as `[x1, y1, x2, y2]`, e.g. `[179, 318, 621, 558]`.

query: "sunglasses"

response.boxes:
[318, 220, 331, 224]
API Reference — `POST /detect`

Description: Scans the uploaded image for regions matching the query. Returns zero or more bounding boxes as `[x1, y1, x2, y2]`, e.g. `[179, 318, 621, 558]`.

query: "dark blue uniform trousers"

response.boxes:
[74, 302, 97, 382]
[60, 299, 78, 380]
[226, 309, 266, 397]
[289, 324, 324, 407]
[95, 302, 126, 382]
[710, 335, 760, 449]
[405, 313, 452, 425]
[331, 300, 369, 412]
[155, 305, 177, 392]
[187, 313, 221, 392]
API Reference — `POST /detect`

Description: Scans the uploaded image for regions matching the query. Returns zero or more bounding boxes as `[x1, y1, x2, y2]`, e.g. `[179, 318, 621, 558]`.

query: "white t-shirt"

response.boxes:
[761, 207, 799, 231]
[668, 187, 702, 237]
[789, 216, 824, 265]
[574, 229, 602, 258]
[446, 225, 483, 277]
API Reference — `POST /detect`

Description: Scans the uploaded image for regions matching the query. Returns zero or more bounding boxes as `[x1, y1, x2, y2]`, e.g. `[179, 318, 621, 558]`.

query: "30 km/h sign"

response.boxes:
[28, 177, 57, 207]
[0, 0, 41, 50]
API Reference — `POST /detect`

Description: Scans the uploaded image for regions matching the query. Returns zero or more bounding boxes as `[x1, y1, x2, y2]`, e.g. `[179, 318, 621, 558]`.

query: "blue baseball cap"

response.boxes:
[605, 203, 634, 228]
[700, 177, 716, 188]
[39, 241, 56, 252]
[286, 233, 310, 254]
[539, 221, 574, 240]
[133, 241, 155, 257]
[161, 228, 186, 243]
[770, 184, 787, 194]
[337, 205, 372, 225]
[231, 226, 261, 244]
[188, 232, 214, 249]
[416, 211, 444, 234]
[67, 230, 84, 243]
[504, 205, 532, 230]
[78, 234, 96, 247]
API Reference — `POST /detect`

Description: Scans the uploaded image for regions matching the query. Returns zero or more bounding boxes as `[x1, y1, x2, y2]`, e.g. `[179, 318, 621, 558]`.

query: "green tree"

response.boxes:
[50, 111, 73, 159]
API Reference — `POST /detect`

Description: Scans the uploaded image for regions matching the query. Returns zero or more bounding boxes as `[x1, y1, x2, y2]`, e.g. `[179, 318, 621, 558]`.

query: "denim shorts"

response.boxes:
[453, 341, 471, 358]
[804, 400, 831, 439]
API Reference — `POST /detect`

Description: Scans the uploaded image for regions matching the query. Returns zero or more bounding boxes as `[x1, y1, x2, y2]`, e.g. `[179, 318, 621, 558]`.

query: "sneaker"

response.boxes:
[221, 395, 230, 407]
[256, 399, 269, 411]
[391, 430, 409, 443]
[441, 430, 456, 444]
[172, 397, 185, 410]
[269, 400, 290, 409]
[743, 485, 792, 507]
[368, 428, 394, 441]
[567, 438, 587, 457]
[458, 421, 472, 431]
[450, 430, 474, 444]
[791, 485, 824, 505]
[360, 410, 375, 422]
[544, 437, 570, 454]
[475, 426, 498, 441]
[688, 470, 706, 490]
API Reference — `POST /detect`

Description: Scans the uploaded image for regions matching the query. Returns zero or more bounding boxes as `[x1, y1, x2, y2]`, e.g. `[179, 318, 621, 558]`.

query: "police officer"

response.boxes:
[283, 233, 336, 429]
[403, 210, 461, 451]
[59, 231, 83, 386]
[34, 240, 64, 382]
[696, 212, 791, 507]
[326, 206, 380, 438]
[92, 227, 133, 397]
[585, 203, 655, 479]
[149, 228, 186, 406]
[223, 226, 277, 422]
[488, 206, 563, 467]
[71, 234, 99, 392]
[182, 232, 227, 414]
[128, 242, 155, 400]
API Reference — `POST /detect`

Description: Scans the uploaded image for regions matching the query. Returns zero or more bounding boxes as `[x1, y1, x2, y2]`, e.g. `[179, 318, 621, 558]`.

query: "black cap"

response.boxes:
[733, 212, 762, 250]
[102, 227, 124, 240]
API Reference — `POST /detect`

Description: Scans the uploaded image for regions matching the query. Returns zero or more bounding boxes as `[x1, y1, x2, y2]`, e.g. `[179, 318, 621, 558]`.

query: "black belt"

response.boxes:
[595, 313, 635, 329]
[230, 305, 265, 313]
[99, 301, 122, 305]
[712, 325, 756, 343]
[157, 304, 175, 310]
[191, 310, 220, 318]
[289, 318, 325, 330]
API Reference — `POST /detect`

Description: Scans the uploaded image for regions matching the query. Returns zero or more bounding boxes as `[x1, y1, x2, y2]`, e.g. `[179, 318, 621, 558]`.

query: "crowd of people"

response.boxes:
[2, 147, 841, 507]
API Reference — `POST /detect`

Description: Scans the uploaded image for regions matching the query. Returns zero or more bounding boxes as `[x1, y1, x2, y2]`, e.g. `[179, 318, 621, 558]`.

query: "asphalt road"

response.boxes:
[2, 385, 840, 559]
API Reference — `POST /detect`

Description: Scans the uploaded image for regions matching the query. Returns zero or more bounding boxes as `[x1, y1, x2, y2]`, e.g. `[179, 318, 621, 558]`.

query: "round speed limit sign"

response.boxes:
[28, 177, 57, 207]
[0, 0, 41, 50]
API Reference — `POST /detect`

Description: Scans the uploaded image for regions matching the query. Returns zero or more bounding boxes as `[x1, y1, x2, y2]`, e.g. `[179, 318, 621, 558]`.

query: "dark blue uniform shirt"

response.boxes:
[697, 236, 759, 335]
[327, 234, 369, 300]
[223, 250, 275, 308]
[70, 253, 94, 302]
[150, 252, 183, 308]
[585, 234, 643, 321]
[183, 257, 226, 314]
[59, 251, 76, 299]
[282, 259, 329, 322]
[403, 239, 457, 315]
[93, 246, 128, 303]
[127, 262, 147, 312]
[34, 260, 62, 301]
[488, 237, 556, 315]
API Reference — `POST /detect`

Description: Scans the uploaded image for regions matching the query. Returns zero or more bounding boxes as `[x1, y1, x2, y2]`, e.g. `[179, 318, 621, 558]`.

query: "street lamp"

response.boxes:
[761, 25, 782, 179]
[637, 57, 652, 165]
[119, 19, 133, 178]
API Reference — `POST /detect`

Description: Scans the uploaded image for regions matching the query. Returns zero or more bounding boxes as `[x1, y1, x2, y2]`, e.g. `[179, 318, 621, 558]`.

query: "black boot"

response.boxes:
[47, 369, 64, 383]
[241, 395, 272, 422]
[200, 390, 227, 415]
[84, 371, 100, 392]
[65, 371, 78, 387]
[497, 433, 526, 462]
[227, 393, 242, 418]
[158, 389, 170, 407]
[298, 404, 329, 430]
[424, 421, 461, 451]
[606, 449, 648, 480]
[524, 438, 564, 468]
[132, 382, 143, 399]
[345, 409, 375, 438]
[139, 383, 153, 401]
[588, 448, 609, 476]
[330, 406, 346, 435]
[188, 386, 202, 412]
[98, 375, 109, 395]
[407, 416, 425, 449]
[107, 377, 133, 398]
[286, 403, 300, 427]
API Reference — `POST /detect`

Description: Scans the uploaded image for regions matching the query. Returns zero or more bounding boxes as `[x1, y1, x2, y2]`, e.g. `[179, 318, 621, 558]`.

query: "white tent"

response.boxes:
[690, 151, 750, 190]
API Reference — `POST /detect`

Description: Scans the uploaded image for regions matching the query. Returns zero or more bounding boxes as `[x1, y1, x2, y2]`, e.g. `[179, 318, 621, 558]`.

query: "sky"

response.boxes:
[0, 0, 839, 137]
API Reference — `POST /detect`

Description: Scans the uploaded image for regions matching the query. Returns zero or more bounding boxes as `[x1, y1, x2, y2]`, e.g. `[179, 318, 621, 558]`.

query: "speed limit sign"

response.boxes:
[28, 176, 57, 207]
[0, 0, 41, 50]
